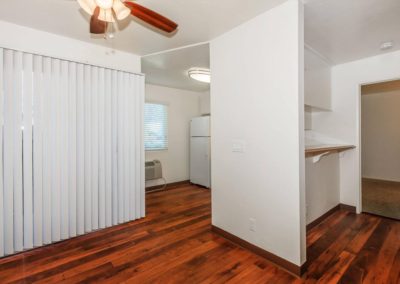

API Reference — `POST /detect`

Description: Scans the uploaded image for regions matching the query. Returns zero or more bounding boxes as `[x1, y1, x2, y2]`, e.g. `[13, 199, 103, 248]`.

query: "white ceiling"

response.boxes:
[305, 0, 400, 64]
[0, 0, 286, 56]
[142, 43, 209, 92]
[1, 0, 398, 69]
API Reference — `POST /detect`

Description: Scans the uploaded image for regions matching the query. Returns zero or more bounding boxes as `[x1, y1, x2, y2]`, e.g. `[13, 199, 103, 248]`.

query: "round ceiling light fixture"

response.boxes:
[188, 68, 211, 83]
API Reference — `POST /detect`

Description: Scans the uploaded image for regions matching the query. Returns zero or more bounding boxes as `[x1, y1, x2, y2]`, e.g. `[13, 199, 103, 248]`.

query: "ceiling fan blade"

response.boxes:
[90, 7, 107, 34]
[124, 1, 178, 33]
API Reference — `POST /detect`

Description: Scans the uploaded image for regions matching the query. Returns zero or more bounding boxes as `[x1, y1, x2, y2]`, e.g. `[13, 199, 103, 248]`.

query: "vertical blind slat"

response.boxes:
[69, 62, 77, 238]
[84, 65, 92, 232]
[133, 76, 140, 218]
[117, 71, 124, 224]
[123, 73, 130, 222]
[23, 53, 34, 249]
[76, 63, 85, 236]
[129, 75, 135, 220]
[91, 67, 99, 231]
[51, 58, 61, 242]
[3, 50, 14, 254]
[42, 57, 52, 244]
[0, 48, 4, 256]
[60, 61, 69, 240]
[33, 55, 43, 246]
[105, 69, 112, 227]
[111, 70, 118, 226]
[13, 51, 23, 252]
[98, 68, 106, 229]
[134, 76, 141, 218]
[140, 76, 146, 217]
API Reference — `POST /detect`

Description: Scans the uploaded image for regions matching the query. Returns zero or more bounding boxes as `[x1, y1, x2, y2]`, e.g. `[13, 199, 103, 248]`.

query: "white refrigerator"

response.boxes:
[190, 116, 211, 188]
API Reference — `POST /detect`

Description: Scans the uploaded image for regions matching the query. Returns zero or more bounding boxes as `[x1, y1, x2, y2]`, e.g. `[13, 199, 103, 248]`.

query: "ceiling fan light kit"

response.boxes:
[99, 8, 115, 22]
[78, 0, 129, 22]
[77, 0, 96, 15]
[77, 0, 178, 35]
[113, 0, 131, 20]
[95, 0, 114, 9]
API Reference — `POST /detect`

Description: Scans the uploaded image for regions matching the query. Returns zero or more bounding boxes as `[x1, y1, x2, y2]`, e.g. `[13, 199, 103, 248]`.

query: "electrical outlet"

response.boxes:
[249, 218, 256, 232]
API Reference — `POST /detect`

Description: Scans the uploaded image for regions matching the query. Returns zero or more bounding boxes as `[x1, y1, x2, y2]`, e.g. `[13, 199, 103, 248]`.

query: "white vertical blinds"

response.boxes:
[0, 48, 145, 257]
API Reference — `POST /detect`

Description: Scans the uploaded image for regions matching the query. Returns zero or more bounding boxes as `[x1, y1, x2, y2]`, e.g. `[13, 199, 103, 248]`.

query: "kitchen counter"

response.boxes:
[305, 144, 355, 158]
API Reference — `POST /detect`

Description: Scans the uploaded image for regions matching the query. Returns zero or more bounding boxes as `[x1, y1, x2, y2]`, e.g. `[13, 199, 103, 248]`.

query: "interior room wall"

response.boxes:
[211, 0, 305, 266]
[199, 90, 211, 115]
[0, 21, 141, 73]
[311, 49, 400, 212]
[362, 90, 400, 182]
[304, 106, 312, 130]
[145, 84, 202, 187]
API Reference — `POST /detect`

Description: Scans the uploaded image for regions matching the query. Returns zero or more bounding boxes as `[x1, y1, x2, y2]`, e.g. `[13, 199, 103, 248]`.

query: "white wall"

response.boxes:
[211, 0, 305, 266]
[312, 49, 400, 212]
[304, 106, 312, 130]
[199, 91, 211, 115]
[362, 90, 400, 182]
[0, 21, 141, 73]
[145, 84, 201, 187]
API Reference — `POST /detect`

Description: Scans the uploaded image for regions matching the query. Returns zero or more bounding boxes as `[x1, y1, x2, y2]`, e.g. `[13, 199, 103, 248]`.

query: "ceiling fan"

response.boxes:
[77, 0, 178, 35]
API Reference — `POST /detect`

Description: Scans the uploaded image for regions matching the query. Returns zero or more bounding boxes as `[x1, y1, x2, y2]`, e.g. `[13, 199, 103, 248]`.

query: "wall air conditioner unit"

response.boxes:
[145, 160, 163, 181]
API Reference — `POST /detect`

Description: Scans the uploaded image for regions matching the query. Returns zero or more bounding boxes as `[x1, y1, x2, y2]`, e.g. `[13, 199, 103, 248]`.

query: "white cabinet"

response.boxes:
[306, 154, 340, 224]
[305, 47, 331, 110]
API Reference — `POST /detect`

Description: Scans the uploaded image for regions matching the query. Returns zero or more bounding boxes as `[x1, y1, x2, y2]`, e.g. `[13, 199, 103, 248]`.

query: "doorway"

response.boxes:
[361, 79, 400, 219]
[141, 43, 211, 195]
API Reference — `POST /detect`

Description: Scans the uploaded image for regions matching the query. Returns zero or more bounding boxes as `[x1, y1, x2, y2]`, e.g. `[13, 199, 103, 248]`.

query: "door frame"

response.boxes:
[357, 77, 400, 214]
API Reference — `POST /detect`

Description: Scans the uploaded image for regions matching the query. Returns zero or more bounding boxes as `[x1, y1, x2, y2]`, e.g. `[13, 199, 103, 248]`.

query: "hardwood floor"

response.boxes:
[0, 184, 399, 283]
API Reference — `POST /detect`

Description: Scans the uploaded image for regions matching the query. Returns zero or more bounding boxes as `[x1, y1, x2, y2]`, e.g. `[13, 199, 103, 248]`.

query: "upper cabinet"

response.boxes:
[305, 47, 331, 110]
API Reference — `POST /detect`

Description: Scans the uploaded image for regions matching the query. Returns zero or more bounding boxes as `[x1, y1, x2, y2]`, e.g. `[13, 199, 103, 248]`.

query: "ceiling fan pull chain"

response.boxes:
[104, 22, 115, 40]
[108, 22, 115, 39]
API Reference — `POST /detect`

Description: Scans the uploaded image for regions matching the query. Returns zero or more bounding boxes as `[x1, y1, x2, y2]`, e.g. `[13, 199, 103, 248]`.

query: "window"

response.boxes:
[144, 103, 168, 151]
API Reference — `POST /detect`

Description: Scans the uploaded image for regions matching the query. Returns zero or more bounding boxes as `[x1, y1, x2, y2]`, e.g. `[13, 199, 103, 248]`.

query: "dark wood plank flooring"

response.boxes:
[0, 184, 399, 283]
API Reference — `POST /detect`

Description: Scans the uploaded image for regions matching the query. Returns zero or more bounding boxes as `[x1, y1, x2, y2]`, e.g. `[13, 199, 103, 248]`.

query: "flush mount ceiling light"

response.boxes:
[188, 68, 211, 83]
[77, 0, 178, 35]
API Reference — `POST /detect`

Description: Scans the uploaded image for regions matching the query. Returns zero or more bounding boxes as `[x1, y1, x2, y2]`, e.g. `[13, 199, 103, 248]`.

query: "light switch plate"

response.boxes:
[232, 140, 246, 153]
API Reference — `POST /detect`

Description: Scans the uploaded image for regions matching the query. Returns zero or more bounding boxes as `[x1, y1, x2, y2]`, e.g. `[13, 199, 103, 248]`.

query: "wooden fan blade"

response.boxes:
[124, 1, 178, 33]
[90, 7, 107, 34]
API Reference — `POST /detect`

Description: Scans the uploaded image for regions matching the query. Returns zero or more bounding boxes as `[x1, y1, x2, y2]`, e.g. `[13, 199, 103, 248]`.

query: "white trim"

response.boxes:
[357, 76, 400, 214]
[142, 41, 210, 58]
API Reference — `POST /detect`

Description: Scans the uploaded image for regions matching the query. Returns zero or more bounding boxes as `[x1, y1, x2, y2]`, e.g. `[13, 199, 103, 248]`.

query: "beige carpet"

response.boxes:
[362, 179, 400, 220]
